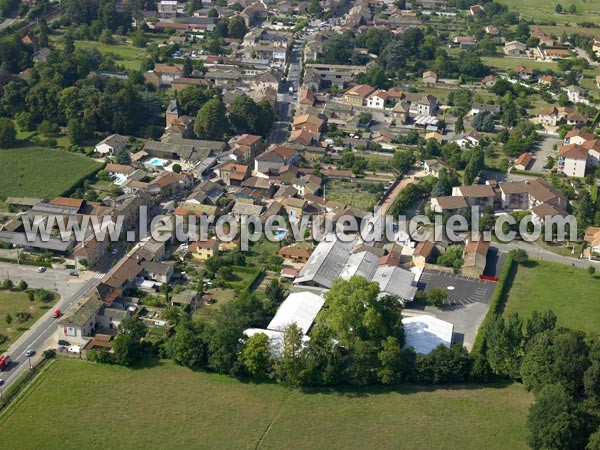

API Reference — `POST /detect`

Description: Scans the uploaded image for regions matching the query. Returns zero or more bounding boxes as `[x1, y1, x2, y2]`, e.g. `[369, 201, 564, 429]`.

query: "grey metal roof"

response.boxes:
[372, 265, 418, 303]
[339, 250, 379, 281]
[295, 235, 355, 288]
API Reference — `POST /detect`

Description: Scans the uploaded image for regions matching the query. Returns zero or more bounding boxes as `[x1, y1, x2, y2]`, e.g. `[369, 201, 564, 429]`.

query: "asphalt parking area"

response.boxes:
[417, 270, 496, 306]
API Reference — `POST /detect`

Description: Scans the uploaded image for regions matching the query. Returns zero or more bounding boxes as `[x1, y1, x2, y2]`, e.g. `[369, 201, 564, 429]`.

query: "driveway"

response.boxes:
[530, 135, 560, 172]
[492, 241, 600, 269]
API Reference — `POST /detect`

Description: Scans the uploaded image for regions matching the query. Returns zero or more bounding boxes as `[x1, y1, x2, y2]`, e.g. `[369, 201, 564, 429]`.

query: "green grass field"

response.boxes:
[0, 147, 101, 200]
[497, 0, 600, 24]
[481, 56, 560, 73]
[0, 358, 532, 450]
[0, 290, 57, 352]
[503, 260, 600, 333]
[75, 40, 147, 71]
[325, 180, 382, 211]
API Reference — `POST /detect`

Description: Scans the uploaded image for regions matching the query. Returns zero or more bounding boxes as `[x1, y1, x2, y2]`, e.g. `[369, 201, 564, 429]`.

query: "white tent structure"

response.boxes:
[267, 292, 325, 334]
[402, 315, 454, 355]
[243, 292, 325, 355]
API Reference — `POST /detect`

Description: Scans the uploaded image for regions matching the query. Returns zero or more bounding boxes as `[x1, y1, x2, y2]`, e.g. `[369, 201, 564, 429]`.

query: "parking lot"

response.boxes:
[530, 136, 561, 173]
[417, 270, 496, 306]
[409, 269, 498, 349]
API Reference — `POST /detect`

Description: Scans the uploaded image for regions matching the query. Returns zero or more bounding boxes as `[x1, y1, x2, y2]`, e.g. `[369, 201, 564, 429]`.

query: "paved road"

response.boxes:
[270, 33, 305, 145]
[0, 252, 120, 390]
[492, 241, 599, 269]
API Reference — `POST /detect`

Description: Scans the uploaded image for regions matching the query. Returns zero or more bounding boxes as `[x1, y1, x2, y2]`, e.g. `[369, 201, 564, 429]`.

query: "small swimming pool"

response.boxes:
[147, 157, 167, 166]
[273, 229, 287, 240]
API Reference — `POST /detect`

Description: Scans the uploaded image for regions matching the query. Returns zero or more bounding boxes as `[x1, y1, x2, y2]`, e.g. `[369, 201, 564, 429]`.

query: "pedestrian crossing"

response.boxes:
[92, 272, 106, 280]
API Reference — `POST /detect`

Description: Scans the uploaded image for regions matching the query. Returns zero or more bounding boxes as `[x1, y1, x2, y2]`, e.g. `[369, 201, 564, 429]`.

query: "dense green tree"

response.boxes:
[185, 0, 203, 15]
[301, 324, 343, 386]
[205, 301, 248, 374]
[308, 0, 322, 16]
[38, 20, 49, 48]
[265, 279, 285, 305]
[67, 119, 87, 145]
[168, 319, 207, 369]
[0, 118, 16, 148]
[183, 57, 193, 77]
[416, 344, 472, 384]
[112, 334, 140, 366]
[360, 66, 390, 90]
[239, 332, 271, 378]
[455, 114, 465, 134]
[377, 336, 404, 384]
[114, 147, 131, 165]
[527, 384, 588, 450]
[391, 149, 415, 175]
[132, 28, 147, 48]
[272, 323, 306, 387]
[485, 313, 524, 379]
[194, 97, 227, 140]
[177, 86, 215, 116]
[228, 15, 247, 40]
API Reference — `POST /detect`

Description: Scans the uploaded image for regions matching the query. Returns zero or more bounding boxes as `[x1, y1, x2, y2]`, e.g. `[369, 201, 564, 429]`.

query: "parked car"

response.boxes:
[52, 309, 61, 318]
[0, 378, 4, 386]
[58, 340, 70, 346]
[69, 271, 79, 277]
[25, 349, 35, 357]
[37, 267, 46, 273]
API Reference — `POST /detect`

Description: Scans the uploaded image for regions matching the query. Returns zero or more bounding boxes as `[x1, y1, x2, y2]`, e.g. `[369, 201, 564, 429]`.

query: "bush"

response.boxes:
[17, 280, 28, 291]
[34, 289, 54, 303]
[16, 311, 31, 323]
[43, 349, 56, 359]
[428, 288, 448, 307]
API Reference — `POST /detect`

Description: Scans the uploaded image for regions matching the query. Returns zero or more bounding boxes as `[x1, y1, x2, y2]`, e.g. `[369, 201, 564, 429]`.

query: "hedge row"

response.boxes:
[0, 257, 51, 268]
[245, 267, 265, 293]
[470, 251, 517, 355]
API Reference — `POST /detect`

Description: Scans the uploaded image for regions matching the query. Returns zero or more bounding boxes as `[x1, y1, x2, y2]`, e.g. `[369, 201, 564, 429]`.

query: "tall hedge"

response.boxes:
[471, 251, 517, 355]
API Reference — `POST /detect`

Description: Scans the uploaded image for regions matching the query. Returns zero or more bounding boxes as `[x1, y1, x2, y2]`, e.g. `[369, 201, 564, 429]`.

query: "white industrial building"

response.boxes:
[243, 291, 325, 355]
[402, 315, 454, 355]
[267, 292, 325, 334]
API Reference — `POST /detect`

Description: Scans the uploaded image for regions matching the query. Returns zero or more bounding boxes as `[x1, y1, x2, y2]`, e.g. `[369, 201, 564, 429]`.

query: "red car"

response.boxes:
[52, 309, 61, 318]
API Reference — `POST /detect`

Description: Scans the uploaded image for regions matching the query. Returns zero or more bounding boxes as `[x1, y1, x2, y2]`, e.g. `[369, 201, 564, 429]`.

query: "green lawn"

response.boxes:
[503, 260, 600, 333]
[496, 0, 600, 23]
[0, 147, 102, 200]
[325, 180, 382, 211]
[481, 56, 560, 73]
[0, 289, 57, 352]
[75, 40, 147, 71]
[0, 358, 532, 450]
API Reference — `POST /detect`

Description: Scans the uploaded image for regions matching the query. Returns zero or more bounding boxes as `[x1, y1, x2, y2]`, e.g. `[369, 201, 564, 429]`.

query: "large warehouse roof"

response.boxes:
[267, 292, 325, 334]
[402, 315, 453, 355]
